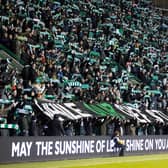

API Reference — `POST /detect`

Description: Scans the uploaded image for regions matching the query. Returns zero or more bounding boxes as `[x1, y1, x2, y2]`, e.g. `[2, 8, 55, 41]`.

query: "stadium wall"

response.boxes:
[0, 135, 168, 163]
[153, 0, 168, 9]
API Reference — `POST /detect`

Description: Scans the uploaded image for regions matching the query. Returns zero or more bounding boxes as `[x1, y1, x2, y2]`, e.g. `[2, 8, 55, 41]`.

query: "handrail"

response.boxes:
[0, 44, 24, 65]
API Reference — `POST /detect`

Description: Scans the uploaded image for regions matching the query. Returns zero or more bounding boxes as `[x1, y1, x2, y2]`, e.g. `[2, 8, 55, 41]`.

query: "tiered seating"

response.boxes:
[0, 0, 167, 136]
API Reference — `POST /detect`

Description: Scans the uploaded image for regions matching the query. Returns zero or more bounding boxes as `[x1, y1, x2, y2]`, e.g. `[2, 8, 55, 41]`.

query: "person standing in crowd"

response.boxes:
[49, 114, 65, 136]
[111, 130, 126, 156]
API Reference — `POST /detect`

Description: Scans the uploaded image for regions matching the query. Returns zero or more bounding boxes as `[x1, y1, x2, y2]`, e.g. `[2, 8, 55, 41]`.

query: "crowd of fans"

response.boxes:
[0, 0, 168, 136]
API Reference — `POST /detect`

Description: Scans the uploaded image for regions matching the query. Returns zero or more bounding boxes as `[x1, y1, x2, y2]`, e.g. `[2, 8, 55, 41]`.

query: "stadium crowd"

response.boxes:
[0, 0, 168, 136]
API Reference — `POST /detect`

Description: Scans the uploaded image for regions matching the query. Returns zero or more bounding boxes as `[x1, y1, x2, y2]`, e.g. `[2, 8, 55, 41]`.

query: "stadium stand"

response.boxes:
[0, 0, 168, 136]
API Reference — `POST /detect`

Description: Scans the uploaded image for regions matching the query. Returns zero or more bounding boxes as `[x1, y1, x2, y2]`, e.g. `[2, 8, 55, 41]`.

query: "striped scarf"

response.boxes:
[0, 124, 20, 133]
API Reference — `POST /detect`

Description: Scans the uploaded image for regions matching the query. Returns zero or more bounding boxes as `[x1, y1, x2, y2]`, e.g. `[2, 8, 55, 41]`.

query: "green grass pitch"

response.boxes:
[0, 154, 168, 168]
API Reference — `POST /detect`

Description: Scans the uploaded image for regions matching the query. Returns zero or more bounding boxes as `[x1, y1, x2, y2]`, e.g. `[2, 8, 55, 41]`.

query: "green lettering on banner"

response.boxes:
[98, 103, 125, 119]
[83, 102, 125, 119]
[83, 103, 106, 116]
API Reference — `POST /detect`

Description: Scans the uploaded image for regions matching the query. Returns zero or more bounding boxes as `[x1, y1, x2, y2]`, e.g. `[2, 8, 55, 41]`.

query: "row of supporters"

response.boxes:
[1, 114, 168, 136]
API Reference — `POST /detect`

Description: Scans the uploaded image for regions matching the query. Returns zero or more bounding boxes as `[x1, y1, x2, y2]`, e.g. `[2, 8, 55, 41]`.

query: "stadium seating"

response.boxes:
[0, 0, 167, 136]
